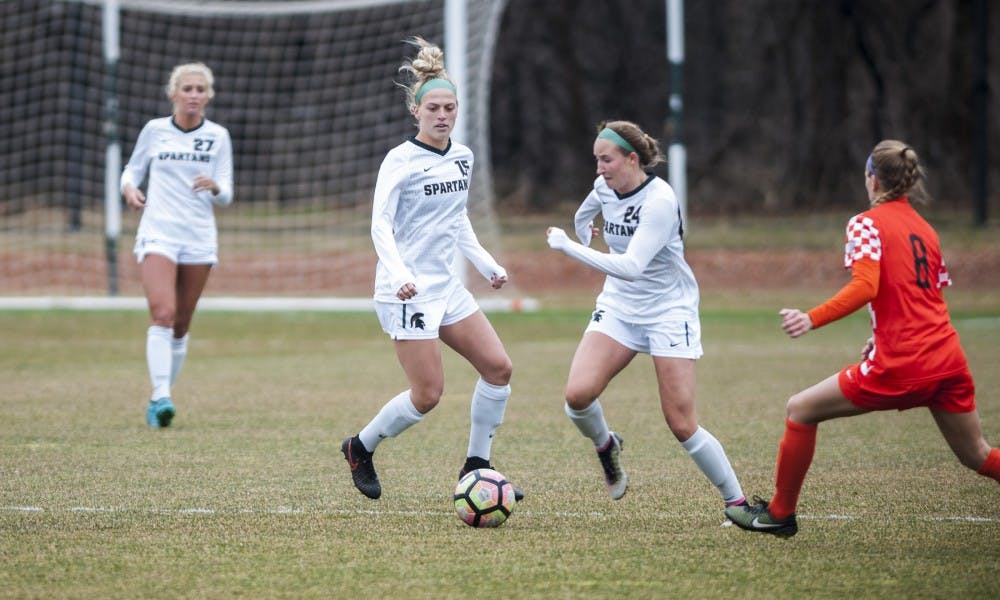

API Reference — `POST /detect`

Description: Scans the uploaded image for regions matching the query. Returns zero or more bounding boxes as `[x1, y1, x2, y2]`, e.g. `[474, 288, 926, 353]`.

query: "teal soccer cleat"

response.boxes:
[146, 397, 175, 429]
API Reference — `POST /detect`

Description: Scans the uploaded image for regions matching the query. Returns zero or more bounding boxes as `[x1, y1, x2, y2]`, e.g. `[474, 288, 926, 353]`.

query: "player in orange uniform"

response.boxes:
[725, 140, 1000, 537]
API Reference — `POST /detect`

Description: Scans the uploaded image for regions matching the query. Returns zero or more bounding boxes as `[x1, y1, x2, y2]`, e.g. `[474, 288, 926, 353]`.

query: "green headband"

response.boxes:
[597, 127, 636, 154]
[415, 78, 457, 104]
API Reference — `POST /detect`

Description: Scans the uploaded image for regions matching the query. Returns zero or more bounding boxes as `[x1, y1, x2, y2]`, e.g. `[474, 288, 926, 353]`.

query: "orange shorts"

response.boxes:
[838, 363, 976, 413]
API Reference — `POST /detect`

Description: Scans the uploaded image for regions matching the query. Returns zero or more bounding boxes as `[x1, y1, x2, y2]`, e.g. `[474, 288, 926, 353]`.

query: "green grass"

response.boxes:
[1, 305, 998, 598]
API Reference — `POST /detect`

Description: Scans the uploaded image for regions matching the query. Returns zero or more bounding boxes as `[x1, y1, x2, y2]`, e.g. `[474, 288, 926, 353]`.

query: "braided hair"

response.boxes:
[869, 140, 928, 206]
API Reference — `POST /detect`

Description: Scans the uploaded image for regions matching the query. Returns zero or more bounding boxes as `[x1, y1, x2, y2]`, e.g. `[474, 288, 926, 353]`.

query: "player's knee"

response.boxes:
[149, 310, 175, 329]
[785, 393, 808, 422]
[957, 443, 990, 471]
[410, 387, 443, 414]
[665, 415, 697, 442]
[564, 387, 595, 412]
[483, 356, 512, 387]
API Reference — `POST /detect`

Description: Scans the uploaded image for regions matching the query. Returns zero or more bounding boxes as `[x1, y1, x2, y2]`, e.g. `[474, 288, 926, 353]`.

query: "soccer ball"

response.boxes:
[453, 468, 516, 528]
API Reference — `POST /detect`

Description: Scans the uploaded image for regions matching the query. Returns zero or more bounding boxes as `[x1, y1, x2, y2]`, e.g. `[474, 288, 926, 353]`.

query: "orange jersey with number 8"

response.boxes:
[845, 197, 967, 383]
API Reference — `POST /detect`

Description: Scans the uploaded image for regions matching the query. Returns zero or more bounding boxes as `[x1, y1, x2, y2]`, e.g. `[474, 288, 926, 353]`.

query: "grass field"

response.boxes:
[1, 297, 998, 598]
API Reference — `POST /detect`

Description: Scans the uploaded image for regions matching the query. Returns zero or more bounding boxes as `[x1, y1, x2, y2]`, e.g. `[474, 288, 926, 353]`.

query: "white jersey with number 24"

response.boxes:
[569, 174, 699, 323]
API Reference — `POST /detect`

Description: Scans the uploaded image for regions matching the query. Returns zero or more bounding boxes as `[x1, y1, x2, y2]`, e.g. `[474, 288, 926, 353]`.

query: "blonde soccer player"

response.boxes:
[340, 38, 521, 501]
[121, 62, 233, 428]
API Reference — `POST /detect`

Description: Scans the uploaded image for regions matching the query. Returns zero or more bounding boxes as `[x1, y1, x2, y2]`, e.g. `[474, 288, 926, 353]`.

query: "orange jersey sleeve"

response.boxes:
[807, 257, 879, 329]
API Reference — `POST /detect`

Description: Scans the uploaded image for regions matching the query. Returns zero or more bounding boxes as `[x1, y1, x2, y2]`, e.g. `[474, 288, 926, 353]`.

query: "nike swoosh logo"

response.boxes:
[751, 517, 785, 529]
[670, 342, 681, 347]
[423, 166, 433, 172]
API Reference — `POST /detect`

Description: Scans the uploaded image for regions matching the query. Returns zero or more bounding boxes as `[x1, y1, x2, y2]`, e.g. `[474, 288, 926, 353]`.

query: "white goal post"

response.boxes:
[1, 0, 535, 311]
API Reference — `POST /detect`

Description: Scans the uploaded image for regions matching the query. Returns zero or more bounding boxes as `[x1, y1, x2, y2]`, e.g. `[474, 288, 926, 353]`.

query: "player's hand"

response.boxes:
[546, 227, 569, 250]
[589, 221, 600, 239]
[123, 185, 146, 210]
[860, 336, 874, 360]
[779, 308, 813, 338]
[396, 282, 417, 301]
[193, 175, 219, 196]
[490, 273, 508, 290]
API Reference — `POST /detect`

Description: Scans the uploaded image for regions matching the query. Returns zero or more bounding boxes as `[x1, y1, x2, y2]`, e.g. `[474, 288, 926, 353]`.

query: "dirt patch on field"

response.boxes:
[501, 248, 1000, 293]
[2, 248, 998, 297]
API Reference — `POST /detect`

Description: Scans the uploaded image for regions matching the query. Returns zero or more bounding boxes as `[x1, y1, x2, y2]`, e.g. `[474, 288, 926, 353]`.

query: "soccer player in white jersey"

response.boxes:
[341, 38, 521, 501]
[546, 120, 746, 512]
[120, 62, 234, 429]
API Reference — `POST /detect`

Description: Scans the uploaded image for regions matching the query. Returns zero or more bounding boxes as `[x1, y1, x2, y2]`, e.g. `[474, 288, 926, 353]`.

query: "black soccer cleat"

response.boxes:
[596, 432, 628, 500]
[342, 435, 381, 499]
[724, 496, 798, 538]
[459, 455, 524, 502]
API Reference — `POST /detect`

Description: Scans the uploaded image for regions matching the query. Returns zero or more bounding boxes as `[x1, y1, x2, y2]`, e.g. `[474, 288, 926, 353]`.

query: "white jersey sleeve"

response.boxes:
[556, 196, 671, 281]
[457, 212, 506, 281]
[573, 189, 603, 247]
[120, 122, 154, 193]
[209, 128, 234, 206]
[371, 152, 416, 294]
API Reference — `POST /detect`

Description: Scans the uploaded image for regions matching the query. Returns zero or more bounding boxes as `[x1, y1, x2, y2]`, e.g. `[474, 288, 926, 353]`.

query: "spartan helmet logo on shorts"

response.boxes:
[591, 309, 605, 323]
[410, 312, 426, 329]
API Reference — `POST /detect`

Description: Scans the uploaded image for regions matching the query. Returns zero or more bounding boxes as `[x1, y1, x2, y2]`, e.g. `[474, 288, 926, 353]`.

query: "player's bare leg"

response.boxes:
[564, 332, 635, 499]
[441, 311, 523, 500]
[140, 255, 179, 428]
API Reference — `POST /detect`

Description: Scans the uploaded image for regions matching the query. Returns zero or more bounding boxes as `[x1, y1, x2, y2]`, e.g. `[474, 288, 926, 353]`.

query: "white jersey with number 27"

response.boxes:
[120, 116, 234, 250]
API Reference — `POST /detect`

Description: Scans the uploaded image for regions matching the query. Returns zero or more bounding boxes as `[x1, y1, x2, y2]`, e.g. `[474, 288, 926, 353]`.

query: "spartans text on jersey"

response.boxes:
[158, 151, 212, 163]
[423, 179, 469, 195]
[604, 221, 638, 237]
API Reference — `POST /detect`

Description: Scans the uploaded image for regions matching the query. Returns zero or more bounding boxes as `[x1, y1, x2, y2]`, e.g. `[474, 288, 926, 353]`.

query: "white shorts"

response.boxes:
[134, 238, 218, 265]
[584, 308, 703, 359]
[375, 283, 480, 340]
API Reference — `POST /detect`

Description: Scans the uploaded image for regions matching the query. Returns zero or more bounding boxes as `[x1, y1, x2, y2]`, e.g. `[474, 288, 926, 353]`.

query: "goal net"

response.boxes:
[0, 0, 515, 306]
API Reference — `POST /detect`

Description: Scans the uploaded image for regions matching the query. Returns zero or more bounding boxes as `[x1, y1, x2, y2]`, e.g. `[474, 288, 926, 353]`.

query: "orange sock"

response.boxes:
[769, 419, 818, 520]
[976, 447, 1000, 484]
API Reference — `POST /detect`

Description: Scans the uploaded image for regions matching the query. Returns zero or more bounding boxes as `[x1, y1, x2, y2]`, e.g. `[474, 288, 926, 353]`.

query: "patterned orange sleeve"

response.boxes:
[806, 257, 879, 329]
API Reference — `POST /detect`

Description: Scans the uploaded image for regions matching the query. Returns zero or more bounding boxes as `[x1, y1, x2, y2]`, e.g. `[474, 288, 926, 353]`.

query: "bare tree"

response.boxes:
[491, 0, 998, 215]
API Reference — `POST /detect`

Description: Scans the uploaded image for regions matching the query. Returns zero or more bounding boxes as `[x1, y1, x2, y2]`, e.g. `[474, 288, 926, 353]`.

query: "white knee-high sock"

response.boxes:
[467, 378, 511, 460]
[565, 400, 611, 448]
[358, 390, 423, 453]
[170, 333, 189, 385]
[146, 325, 173, 401]
[680, 426, 744, 504]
